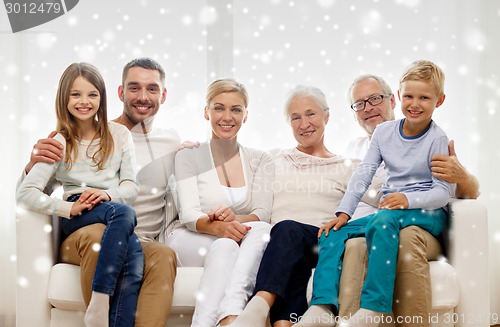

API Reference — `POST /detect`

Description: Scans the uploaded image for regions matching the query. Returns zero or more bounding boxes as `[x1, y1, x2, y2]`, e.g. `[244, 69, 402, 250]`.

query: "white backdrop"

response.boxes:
[1, 0, 499, 324]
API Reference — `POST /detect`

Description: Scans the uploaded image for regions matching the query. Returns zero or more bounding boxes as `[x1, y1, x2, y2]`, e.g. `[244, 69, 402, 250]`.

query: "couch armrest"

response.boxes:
[16, 209, 54, 327]
[447, 199, 489, 327]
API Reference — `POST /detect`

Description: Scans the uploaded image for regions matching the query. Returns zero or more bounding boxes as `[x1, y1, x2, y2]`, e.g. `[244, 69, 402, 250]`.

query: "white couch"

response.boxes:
[16, 199, 490, 327]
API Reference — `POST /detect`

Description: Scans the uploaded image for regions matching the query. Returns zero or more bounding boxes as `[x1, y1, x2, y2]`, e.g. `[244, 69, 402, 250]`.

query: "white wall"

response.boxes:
[1, 0, 498, 324]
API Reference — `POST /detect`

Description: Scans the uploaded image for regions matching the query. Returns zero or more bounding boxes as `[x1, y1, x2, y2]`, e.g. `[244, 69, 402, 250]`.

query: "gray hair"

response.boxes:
[346, 74, 392, 104]
[284, 85, 329, 121]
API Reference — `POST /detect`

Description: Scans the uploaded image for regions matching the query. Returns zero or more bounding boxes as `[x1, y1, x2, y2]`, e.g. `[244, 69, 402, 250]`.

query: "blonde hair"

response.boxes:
[56, 62, 113, 170]
[399, 60, 445, 96]
[206, 78, 249, 108]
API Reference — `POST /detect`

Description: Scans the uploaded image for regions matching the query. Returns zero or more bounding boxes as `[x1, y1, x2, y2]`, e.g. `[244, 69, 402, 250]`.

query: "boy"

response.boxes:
[295, 60, 452, 327]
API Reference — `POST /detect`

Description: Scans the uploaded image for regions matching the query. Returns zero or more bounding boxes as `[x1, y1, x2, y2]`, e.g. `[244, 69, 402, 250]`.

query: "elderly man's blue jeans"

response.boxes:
[62, 194, 144, 327]
[311, 208, 447, 314]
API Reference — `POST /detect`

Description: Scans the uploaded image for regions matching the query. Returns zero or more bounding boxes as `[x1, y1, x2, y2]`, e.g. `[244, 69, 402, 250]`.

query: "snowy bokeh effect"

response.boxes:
[2, 0, 500, 320]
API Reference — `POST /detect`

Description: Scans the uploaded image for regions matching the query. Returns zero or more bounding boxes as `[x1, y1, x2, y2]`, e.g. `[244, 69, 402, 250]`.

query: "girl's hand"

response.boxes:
[379, 193, 408, 210]
[208, 204, 235, 222]
[318, 213, 349, 238]
[79, 188, 111, 206]
[70, 201, 93, 217]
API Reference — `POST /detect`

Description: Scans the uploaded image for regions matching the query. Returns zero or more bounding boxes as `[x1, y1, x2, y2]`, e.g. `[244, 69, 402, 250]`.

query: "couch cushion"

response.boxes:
[47, 264, 203, 314]
[307, 261, 459, 310]
[171, 267, 203, 314]
[48, 263, 86, 311]
[429, 261, 459, 309]
[47, 262, 458, 314]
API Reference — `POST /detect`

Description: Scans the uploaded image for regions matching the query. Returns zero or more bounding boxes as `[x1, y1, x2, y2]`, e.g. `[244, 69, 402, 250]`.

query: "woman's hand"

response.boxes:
[318, 213, 349, 238]
[79, 188, 111, 206]
[379, 193, 408, 210]
[218, 221, 251, 242]
[208, 204, 235, 222]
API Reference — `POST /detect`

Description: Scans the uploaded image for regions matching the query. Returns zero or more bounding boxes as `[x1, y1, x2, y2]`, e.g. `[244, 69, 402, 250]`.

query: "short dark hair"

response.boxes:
[122, 57, 165, 86]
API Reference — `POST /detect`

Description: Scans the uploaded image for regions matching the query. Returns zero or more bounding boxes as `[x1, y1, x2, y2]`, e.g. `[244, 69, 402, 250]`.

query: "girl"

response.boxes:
[166, 78, 274, 327]
[17, 62, 142, 327]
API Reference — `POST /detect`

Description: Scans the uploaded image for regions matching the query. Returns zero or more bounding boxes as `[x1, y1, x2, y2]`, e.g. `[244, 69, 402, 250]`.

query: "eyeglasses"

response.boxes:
[350, 94, 391, 112]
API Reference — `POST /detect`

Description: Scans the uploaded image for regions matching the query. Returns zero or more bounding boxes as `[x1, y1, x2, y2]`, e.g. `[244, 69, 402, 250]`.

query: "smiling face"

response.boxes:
[398, 79, 445, 135]
[288, 95, 329, 151]
[118, 67, 166, 129]
[205, 91, 247, 140]
[350, 77, 396, 137]
[67, 76, 100, 125]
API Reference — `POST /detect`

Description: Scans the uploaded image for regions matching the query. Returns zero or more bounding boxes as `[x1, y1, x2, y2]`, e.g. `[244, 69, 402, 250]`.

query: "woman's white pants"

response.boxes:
[166, 221, 271, 327]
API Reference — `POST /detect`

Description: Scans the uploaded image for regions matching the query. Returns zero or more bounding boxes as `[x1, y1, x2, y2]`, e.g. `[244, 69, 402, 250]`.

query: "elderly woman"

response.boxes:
[166, 78, 274, 327]
[230, 86, 382, 327]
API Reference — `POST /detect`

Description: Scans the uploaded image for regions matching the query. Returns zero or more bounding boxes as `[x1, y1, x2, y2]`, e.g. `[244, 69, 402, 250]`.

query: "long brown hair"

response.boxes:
[55, 62, 113, 170]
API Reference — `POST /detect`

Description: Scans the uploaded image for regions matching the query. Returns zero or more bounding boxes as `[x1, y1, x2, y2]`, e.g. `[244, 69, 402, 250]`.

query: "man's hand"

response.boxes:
[431, 140, 467, 184]
[178, 140, 200, 150]
[79, 188, 111, 206]
[318, 213, 349, 238]
[379, 193, 408, 210]
[25, 131, 63, 174]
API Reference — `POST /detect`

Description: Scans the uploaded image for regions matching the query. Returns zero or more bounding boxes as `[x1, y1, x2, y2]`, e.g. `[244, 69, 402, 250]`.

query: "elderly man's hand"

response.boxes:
[431, 140, 467, 184]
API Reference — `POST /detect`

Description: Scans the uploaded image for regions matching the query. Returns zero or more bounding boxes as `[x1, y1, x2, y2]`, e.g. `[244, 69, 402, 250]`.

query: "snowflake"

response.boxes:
[199, 6, 218, 25]
[43, 224, 52, 233]
[317, 0, 335, 8]
[198, 247, 207, 256]
[36, 33, 57, 50]
[75, 44, 97, 62]
[92, 243, 101, 252]
[17, 276, 29, 288]
[67, 15, 78, 27]
[182, 15, 193, 26]
[34, 256, 52, 274]
[396, 0, 421, 9]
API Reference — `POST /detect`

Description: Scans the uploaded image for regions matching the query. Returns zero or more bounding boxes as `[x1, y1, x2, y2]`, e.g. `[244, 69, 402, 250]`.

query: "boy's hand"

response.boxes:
[70, 201, 93, 217]
[318, 213, 349, 238]
[379, 193, 408, 210]
[79, 188, 111, 206]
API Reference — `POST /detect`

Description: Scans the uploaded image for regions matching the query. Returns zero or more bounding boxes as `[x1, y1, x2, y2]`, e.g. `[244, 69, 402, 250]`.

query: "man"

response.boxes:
[23, 58, 181, 327]
[340, 74, 479, 326]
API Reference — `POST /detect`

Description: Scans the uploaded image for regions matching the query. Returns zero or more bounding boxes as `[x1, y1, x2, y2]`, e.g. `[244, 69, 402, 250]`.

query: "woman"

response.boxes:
[166, 78, 274, 327]
[230, 86, 382, 327]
